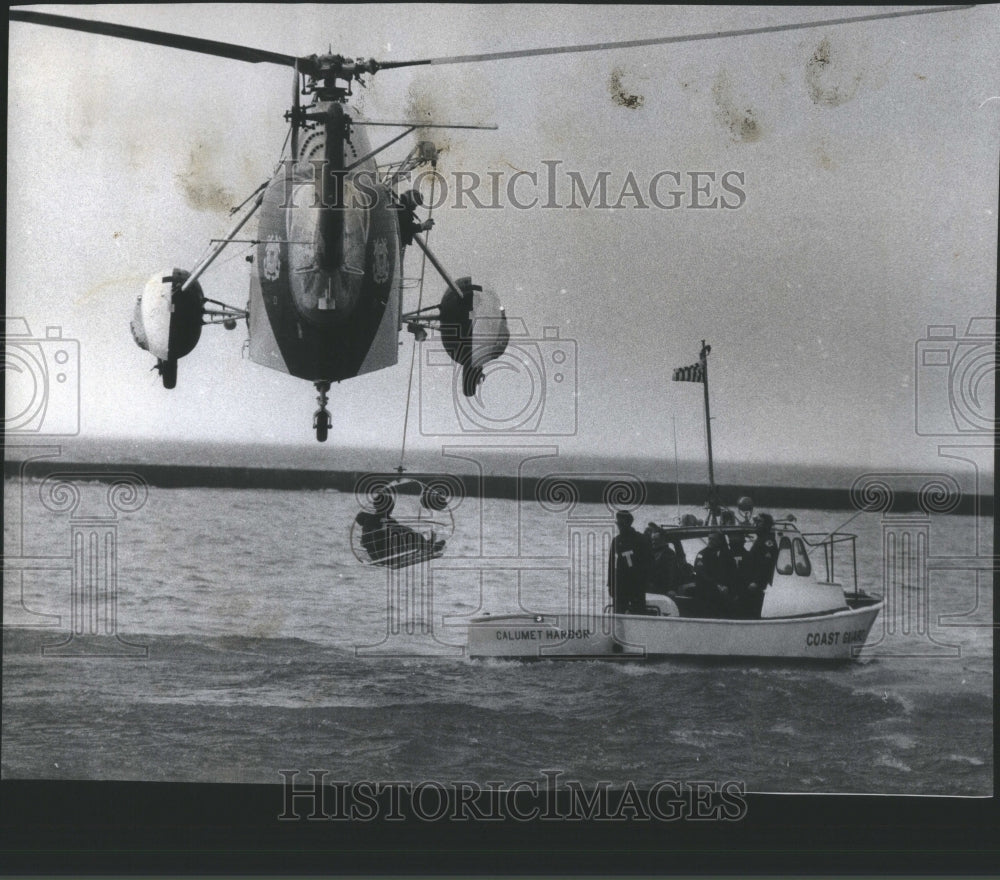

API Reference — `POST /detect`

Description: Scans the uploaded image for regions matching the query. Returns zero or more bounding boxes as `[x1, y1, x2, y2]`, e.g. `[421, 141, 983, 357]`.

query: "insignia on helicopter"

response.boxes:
[263, 235, 281, 281]
[372, 237, 390, 284]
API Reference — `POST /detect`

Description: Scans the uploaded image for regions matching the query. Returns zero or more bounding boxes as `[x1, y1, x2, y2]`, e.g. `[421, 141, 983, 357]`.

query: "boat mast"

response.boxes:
[672, 414, 681, 519]
[700, 340, 719, 522]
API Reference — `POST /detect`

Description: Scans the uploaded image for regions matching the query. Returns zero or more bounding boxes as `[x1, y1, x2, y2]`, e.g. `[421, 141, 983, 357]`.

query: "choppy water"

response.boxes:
[3, 479, 992, 793]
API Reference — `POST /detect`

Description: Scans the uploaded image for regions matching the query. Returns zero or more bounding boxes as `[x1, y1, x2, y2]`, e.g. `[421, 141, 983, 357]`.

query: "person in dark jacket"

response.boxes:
[739, 513, 779, 618]
[608, 511, 651, 614]
[645, 524, 676, 593]
[718, 510, 748, 568]
[692, 531, 740, 617]
[396, 189, 435, 248]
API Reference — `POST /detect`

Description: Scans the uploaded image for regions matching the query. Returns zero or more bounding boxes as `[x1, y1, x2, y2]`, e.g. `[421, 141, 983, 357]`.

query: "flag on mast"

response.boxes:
[672, 362, 704, 383]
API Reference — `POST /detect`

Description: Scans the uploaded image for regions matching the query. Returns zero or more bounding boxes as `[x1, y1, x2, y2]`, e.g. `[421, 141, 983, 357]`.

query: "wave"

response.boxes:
[945, 754, 985, 766]
[1, 625, 341, 659]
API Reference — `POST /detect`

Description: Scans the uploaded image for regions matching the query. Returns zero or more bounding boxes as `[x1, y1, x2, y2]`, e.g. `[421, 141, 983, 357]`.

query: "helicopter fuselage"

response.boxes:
[248, 105, 402, 382]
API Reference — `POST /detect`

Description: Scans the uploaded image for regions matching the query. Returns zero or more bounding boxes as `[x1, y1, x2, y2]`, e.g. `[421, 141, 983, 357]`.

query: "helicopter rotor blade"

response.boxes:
[9, 10, 298, 67]
[377, 5, 975, 70]
[11, 5, 976, 83]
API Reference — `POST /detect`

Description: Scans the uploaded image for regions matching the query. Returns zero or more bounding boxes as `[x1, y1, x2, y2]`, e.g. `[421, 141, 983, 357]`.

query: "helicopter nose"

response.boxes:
[288, 266, 365, 326]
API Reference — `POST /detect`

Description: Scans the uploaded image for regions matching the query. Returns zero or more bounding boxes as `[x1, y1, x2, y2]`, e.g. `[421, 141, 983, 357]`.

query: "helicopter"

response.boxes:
[9, 6, 975, 444]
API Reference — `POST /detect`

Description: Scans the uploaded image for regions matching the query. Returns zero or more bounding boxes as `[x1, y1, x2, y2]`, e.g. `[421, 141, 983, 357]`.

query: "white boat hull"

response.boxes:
[467, 601, 883, 661]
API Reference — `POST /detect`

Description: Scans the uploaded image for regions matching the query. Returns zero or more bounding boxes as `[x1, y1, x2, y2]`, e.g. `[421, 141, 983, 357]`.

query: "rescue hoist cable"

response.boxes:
[396, 166, 437, 474]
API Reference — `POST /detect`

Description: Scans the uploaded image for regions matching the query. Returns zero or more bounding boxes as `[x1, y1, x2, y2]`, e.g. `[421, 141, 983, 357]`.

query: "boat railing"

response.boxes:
[797, 531, 859, 596]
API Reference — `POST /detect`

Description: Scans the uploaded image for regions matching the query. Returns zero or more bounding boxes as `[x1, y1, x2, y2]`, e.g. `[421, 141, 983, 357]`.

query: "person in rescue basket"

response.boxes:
[608, 511, 652, 614]
[356, 490, 444, 562]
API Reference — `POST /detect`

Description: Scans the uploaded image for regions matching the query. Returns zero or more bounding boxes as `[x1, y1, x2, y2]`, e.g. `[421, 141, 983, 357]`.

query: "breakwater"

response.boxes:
[4, 459, 990, 515]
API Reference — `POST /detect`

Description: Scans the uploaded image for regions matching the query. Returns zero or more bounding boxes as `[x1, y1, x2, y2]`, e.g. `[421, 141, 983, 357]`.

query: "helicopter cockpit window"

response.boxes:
[287, 184, 318, 273]
[285, 181, 369, 277]
[341, 179, 369, 277]
[775, 535, 794, 576]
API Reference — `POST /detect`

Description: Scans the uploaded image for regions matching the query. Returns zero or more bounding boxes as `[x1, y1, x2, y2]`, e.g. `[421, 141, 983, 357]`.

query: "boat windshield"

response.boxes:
[653, 524, 858, 593]
[776, 535, 812, 576]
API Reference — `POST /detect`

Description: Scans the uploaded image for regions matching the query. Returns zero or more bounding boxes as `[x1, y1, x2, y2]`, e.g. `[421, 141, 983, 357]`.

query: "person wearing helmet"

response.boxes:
[607, 510, 651, 614]
[740, 513, 778, 618]
[737, 496, 755, 523]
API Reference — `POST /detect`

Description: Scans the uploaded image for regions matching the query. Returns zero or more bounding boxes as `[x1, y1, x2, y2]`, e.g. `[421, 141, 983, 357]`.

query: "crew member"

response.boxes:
[740, 513, 778, 618]
[396, 189, 435, 249]
[608, 511, 651, 614]
[693, 531, 739, 617]
[646, 524, 678, 594]
[719, 509, 748, 565]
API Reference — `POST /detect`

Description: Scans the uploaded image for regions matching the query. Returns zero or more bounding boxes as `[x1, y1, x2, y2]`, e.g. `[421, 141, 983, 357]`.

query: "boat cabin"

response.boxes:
[642, 521, 860, 620]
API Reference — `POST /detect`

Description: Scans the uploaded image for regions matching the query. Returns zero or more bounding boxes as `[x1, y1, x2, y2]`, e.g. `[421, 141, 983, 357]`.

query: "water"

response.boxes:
[3, 479, 992, 793]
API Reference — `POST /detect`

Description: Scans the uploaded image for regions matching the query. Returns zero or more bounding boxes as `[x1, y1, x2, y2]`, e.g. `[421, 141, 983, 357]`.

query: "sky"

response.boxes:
[6, 4, 998, 479]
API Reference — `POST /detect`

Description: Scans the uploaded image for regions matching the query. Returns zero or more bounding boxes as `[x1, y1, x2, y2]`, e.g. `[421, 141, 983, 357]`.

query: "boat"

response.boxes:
[467, 520, 883, 660]
[466, 341, 883, 661]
